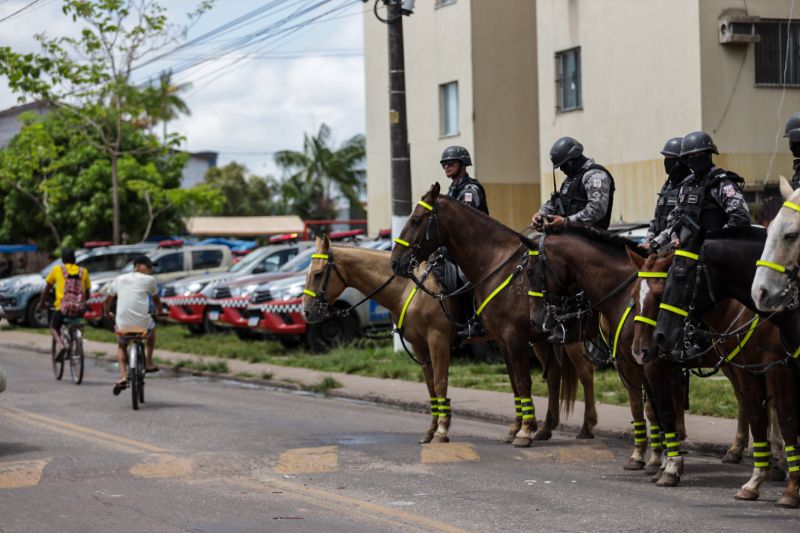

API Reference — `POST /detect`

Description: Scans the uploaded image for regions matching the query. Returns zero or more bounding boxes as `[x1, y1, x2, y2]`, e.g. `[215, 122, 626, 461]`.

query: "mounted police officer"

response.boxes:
[532, 137, 616, 230]
[649, 131, 751, 251]
[640, 137, 692, 252]
[784, 112, 800, 189]
[437, 146, 488, 339]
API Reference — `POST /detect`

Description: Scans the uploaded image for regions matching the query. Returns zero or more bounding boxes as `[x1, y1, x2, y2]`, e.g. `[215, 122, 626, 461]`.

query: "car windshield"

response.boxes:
[278, 248, 314, 272]
[38, 254, 88, 277]
[229, 249, 266, 273]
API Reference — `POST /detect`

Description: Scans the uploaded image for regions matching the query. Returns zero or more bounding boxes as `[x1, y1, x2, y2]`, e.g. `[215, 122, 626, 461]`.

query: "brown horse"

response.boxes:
[631, 251, 798, 505]
[390, 183, 598, 446]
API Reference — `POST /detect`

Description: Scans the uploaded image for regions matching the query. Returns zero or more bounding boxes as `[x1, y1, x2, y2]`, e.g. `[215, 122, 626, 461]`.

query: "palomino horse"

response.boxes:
[649, 228, 799, 507]
[390, 183, 598, 446]
[753, 176, 800, 311]
[302, 236, 459, 443]
[522, 225, 746, 477]
[632, 252, 800, 507]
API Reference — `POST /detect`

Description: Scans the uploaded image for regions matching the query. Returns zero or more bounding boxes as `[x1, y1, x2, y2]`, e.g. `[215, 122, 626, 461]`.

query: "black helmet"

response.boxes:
[660, 137, 683, 158]
[784, 112, 800, 141]
[549, 136, 583, 167]
[440, 145, 472, 166]
[680, 131, 718, 157]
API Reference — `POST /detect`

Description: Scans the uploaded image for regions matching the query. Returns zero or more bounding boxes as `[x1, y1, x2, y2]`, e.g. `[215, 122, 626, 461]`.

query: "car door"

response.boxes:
[152, 251, 186, 285]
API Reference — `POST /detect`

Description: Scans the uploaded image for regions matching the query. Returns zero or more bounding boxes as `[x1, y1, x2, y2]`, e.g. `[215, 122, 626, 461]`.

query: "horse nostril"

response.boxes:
[654, 332, 667, 350]
[641, 346, 651, 361]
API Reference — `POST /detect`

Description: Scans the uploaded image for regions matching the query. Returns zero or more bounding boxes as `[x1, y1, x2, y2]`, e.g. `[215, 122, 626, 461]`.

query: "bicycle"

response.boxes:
[51, 316, 85, 385]
[115, 329, 149, 411]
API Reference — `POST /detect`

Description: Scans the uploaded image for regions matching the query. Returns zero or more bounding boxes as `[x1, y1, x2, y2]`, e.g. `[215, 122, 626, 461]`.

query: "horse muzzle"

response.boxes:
[751, 281, 791, 312]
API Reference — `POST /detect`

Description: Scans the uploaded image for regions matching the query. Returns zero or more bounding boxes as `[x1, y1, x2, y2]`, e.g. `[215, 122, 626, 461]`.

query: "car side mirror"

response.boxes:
[252, 266, 266, 274]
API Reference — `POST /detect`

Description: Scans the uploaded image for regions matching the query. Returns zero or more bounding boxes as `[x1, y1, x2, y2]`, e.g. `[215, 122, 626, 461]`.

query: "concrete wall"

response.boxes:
[699, 0, 800, 186]
[536, 0, 703, 222]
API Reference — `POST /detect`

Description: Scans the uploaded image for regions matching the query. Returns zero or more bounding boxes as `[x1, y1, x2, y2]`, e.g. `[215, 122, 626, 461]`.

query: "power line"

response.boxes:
[0, 0, 43, 24]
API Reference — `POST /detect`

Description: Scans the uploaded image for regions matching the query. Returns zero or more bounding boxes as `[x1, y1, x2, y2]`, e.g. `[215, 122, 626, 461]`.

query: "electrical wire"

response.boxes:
[0, 0, 42, 24]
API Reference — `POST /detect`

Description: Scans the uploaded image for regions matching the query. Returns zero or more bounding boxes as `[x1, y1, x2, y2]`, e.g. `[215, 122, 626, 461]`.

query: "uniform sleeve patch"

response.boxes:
[591, 176, 603, 188]
[464, 192, 473, 202]
[722, 184, 736, 198]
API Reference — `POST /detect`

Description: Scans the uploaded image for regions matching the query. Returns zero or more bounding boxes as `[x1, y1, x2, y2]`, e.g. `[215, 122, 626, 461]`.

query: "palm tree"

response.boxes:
[142, 71, 192, 142]
[274, 124, 366, 221]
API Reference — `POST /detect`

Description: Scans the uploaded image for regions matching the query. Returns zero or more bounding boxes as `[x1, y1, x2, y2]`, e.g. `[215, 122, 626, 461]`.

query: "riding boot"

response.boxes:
[455, 289, 485, 340]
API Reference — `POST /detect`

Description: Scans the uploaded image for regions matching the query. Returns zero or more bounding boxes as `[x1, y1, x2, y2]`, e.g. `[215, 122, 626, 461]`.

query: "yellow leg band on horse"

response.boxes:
[659, 303, 689, 317]
[397, 286, 418, 330]
[724, 316, 759, 362]
[430, 398, 439, 416]
[476, 272, 516, 316]
[634, 315, 658, 327]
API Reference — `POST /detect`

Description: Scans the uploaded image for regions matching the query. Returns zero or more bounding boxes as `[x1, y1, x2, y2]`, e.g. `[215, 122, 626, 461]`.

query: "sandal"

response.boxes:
[112, 380, 127, 396]
[145, 366, 160, 374]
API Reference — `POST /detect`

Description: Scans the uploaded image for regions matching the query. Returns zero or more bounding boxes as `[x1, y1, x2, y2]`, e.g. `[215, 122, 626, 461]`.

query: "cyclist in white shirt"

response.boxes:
[103, 255, 162, 395]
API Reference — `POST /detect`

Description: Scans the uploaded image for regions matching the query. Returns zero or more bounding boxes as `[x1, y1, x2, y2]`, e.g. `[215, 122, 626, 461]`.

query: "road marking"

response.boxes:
[0, 406, 168, 454]
[517, 443, 614, 463]
[238, 478, 471, 533]
[276, 446, 338, 474]
[130, 454, 193, 479]
[0, 458, 49, 489]
[420, 443, 479, 464]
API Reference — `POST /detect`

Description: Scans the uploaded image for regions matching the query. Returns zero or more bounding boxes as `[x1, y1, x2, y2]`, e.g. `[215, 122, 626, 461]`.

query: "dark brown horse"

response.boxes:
[632, 250, 798, 506]
[391, 183, 597, 446]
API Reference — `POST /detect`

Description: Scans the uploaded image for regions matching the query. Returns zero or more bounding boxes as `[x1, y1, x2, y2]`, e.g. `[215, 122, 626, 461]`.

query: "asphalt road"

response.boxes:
[1, 345, 799, 533]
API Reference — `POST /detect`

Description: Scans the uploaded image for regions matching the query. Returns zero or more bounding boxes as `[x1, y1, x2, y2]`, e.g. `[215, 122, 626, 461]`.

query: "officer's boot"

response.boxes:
[455, 290, 486, 341]
[581, 314, 610, 366]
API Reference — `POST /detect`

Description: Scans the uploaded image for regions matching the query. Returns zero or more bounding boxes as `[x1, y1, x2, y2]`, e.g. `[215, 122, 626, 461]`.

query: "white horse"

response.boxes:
[753, 176, 800, 311]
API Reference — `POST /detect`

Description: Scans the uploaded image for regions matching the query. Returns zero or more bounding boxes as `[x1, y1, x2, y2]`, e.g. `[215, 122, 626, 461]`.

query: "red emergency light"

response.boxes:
[269, 233, 299, 244]
[84, 241, 112, 249]
[158, 239, 184, 248]
[378, 229, 391, 239]
[329, 229, 365, 241]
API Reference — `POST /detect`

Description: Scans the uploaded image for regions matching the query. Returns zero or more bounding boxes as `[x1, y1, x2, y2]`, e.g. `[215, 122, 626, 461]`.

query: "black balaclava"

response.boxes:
[790, 140, 800, 158]
[663, 157, 679, 175]
[559, 155, 587, 177]
[684, 152, 713, 176]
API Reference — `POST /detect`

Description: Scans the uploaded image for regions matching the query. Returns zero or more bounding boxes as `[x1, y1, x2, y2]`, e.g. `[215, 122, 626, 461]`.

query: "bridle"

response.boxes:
[754, 200, 800, 292]
[303, 248, 348, 317]
[393, 198, 442, 276]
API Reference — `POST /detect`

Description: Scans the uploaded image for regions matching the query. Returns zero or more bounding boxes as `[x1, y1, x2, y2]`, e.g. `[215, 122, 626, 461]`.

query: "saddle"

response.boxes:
[430, 251, 462, 294]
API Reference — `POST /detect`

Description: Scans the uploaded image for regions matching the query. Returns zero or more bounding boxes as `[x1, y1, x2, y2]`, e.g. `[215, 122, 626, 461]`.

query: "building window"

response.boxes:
[555, 47, 582, 112]
[439, 81, 459, 136]
[755, 20, 800, 87]
[435, 0, 456, 7]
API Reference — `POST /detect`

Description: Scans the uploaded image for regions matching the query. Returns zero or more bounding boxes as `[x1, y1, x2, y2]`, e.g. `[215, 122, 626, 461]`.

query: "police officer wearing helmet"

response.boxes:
[784, 112, 800, 189]
[640, 137, 692, 251]
[649, 131, 750, 251]
[440, 145, 488, 214]
[532, 137, 616, 230]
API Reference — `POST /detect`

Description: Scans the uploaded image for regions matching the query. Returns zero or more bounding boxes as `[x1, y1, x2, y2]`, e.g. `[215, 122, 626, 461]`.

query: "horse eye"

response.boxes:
[410, 217, 421, 225]
[784, 232, 799, 241]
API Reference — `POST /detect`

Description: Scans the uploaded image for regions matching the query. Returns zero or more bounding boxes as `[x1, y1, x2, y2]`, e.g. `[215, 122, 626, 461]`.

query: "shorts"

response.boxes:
[115, 318, 155, 348]
[50, 310, 64, 330]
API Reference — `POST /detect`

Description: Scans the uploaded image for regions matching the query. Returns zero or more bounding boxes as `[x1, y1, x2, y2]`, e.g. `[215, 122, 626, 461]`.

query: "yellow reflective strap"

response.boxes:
[476, 273, 515, 316]
[393, 238, 410, 247]
[634, 315, 658, 327]
[783, 201, 800, 214]
[725, 316, 759, 362]
[311, 253, 329, 260]
[397, 286, 418, 329]
[793, 345, 800, 359]
[638, 272, 668, 278]
[674, 250, 699, 261]
[527, 290, 544, 298]
[755, 260, 786, 273]
[418, 200, 433, 211]
[528, 250, 540, 256]
[659, 303, 689, 317]
[302, 289, 317, 298]
[612, 305, 633, 360]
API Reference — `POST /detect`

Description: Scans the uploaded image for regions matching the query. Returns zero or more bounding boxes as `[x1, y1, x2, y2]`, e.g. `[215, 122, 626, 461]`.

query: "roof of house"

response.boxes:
[184, 216, 305, 237]
[0, 101, 52, 119]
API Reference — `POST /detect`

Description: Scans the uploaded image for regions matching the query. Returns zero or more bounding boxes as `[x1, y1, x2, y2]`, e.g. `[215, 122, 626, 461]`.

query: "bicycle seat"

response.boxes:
[115, 327, 150, 338]
[63, 317, 85, 326]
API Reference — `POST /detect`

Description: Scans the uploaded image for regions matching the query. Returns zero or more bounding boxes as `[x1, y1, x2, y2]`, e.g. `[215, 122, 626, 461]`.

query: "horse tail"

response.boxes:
[558, 345, 578, 418]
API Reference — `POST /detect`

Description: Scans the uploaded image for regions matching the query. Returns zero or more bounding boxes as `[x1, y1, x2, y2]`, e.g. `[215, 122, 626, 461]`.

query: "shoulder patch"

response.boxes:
[464, 192, 473, 202]
[722, 184, 736, 198]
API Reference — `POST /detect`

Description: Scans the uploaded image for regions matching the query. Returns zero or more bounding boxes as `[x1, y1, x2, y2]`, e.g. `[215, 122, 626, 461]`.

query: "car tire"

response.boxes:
[278, 336, 303, 350]
[25, 296, 49, 328]
[234, 328, 263, 341]
[306, 314, 357, 353]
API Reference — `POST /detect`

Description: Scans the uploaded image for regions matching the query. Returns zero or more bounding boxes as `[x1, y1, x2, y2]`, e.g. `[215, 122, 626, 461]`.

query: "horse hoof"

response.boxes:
[512, 436, 533, 448]
[650, 469, 664, 483]
[776, 495, 800, 508]
[644, 463, 661, 476]
[770, 467, 787, 482]
[432, 434, 450, 444]
[734, 488, 759, 501]
[721, 451, 742, 464]
[531, 430, 551, 442]
[656, 472, 680, 487]
[575, 430, 594, 440]
[503, 432, 516, 443]
[623, 458, 645, 471]
[419, 432, 434, 444]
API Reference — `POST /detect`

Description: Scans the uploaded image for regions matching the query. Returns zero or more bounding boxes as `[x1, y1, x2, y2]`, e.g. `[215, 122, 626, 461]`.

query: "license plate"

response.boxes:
[161, 304, 168, 314]
[247, 315, 260, 327]
[209, 310, 220, 321]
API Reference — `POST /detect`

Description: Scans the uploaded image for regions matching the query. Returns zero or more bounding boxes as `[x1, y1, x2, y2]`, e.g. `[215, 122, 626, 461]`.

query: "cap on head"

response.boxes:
[660, 137, 683, 158]
[133, 255, 154, 268]
[679, 131, 718, 158]
[784, 112, 800, 142]
[549, 136, 584, 167]
[439, 145, 472, 166]
[61, 248, 76, 264]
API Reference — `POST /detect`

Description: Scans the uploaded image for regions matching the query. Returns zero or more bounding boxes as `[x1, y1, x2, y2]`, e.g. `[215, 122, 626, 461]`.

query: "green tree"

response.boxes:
[203, 162, 287, 216]
[274, 124, 366, 221]
[0, 0, 213, 244]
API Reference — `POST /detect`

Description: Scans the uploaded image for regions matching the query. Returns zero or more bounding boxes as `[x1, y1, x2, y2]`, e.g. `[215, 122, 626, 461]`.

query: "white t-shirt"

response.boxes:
[107, 272, 158, 330]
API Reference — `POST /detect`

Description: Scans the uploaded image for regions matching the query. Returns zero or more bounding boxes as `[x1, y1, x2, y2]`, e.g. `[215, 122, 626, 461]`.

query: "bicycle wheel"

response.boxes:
[128, 343, 139, 411]
[137, 346, 145, 404]
[51, 337, 64, 381]
[69, 334, 84, 385]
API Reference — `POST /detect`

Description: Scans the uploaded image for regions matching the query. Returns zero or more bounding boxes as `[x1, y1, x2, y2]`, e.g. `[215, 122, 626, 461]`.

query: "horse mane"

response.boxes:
[705, 225, 766, 241]
[544, 223, 647, 257]
[438, 195, 526, 241]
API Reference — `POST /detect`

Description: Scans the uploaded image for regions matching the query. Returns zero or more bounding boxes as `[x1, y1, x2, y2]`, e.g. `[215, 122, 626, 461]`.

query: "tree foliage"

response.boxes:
[202, 162, 287, 217]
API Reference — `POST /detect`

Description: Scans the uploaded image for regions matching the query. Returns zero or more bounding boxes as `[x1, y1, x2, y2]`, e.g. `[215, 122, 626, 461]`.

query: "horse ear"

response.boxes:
[314, 235, 324, 250]
[321, 234, 331, 250]
[626, 246, 645, 268]
[432, 182, 440, 198]
[780, 175, 793, 200]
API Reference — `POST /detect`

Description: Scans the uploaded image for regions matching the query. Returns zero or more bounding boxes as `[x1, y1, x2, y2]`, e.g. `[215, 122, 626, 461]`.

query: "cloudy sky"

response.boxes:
[0, 0, 367, 177]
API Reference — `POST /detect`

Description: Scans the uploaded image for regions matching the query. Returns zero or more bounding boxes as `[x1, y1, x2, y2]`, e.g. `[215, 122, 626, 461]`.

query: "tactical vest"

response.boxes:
[448, 175, 489, 215]
[561, 163, 616, 229]
[792, 160, 800, 190]
[676, 167, 744, 232]
[653, 168, 690, 235]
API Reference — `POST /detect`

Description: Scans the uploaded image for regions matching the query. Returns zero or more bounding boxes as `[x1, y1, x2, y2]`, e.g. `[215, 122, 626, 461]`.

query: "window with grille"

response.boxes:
[439, 81, 459, 136]
[555, 47, 582, 112]
[435, 0, 456, 7]
[755, 20, 800, 87]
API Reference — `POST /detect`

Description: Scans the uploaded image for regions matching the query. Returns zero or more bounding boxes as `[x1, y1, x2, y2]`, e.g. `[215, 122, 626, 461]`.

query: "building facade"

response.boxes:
[365, 0, 800, 229]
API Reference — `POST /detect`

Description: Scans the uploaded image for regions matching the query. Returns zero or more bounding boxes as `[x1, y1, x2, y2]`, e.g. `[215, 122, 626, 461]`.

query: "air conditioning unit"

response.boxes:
[719, 14, 761, 44]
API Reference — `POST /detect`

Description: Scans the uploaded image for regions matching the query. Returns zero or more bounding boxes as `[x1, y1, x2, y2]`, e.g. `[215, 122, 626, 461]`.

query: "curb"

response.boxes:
[1, 340, 731, 459]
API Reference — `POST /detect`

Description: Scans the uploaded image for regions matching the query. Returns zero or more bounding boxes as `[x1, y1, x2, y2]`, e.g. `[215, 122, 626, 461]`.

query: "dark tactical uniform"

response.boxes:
[792, 160, 800, 190]
[446, 175, 489, 215]
[786, 112, 800, 189]
[647, 138, 691, 242]
[539, 159, 616, 229]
